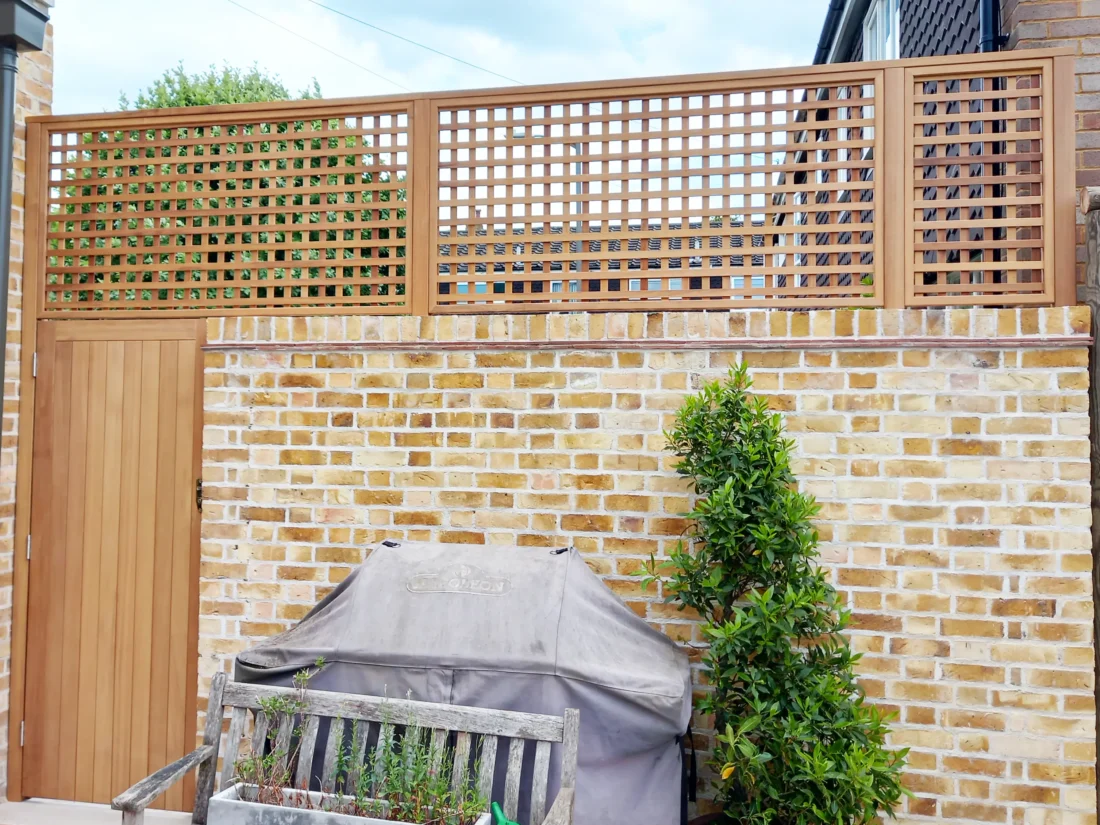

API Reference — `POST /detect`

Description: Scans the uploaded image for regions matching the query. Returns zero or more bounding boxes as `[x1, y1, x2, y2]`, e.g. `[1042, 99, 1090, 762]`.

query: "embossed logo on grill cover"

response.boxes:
[407, 563, 511, 595]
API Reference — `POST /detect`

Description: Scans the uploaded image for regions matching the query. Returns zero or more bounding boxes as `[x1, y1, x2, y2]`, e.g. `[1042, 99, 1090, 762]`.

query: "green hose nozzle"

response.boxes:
[490, 801, 520, 825]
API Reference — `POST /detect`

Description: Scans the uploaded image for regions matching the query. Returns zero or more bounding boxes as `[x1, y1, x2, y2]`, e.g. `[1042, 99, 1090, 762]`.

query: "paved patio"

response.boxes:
[0, 799, 189, 825]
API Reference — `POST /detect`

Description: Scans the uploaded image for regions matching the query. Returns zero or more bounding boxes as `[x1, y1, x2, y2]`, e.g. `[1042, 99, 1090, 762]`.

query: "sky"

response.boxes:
[50, 0, 830, 114]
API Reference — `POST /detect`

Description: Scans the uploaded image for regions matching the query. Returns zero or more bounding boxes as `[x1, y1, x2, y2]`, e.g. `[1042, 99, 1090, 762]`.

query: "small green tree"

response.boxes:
[647, 364, 907, 824]
[120, 62, 321, 109]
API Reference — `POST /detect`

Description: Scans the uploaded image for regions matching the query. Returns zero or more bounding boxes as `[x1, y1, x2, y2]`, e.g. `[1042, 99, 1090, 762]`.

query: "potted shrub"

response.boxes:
[645, 365, 908, 824]
[210, 668, 488, 825]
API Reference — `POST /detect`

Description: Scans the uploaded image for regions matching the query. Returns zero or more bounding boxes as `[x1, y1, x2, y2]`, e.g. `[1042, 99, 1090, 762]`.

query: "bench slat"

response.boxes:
[372, 722, 393, 795]
[295, 714, 321, 790]
[530, 739, 552, 825]
[221, 683, 564, 741]
[450, 731, 471, 795]
[503, 738, 524, 821]
[561, 709, 580, 791]
[476, 735, 498, 803]
[320, 718, 345, 794]
[429, 728, 447, 777]
[250, 711, 269, 757]
[220, 707, 247, 793]
[273, 713, 294, 777]
[345, 720, 369, 794]
[401, 726, 421, 784]
[543, 788, 574, 825]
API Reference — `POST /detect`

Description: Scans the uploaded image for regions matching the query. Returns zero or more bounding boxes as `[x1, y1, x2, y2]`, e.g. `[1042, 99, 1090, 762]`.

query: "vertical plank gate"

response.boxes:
[21, 319, 204, 811]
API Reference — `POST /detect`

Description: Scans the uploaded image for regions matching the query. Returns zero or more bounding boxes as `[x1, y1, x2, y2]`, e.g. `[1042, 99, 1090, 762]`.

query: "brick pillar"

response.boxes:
[1003, 0, 1100, 288]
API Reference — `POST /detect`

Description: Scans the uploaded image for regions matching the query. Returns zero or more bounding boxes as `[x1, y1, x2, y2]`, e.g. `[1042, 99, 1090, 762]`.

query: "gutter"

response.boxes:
[814, 0, 874, 65]
[813, 0, 848, 64]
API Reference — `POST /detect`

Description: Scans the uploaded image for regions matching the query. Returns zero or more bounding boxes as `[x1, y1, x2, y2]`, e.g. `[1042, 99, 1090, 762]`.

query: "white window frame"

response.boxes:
[863, 0, 900, 61]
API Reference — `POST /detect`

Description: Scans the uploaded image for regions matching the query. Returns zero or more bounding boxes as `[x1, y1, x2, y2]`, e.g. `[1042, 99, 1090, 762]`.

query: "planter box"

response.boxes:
[209, 784, 490, 825]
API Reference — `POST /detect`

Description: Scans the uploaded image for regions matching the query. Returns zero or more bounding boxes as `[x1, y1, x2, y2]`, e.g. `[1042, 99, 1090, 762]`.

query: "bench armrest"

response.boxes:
[111, 744, 215, 815]
[543, 787, 574, 825]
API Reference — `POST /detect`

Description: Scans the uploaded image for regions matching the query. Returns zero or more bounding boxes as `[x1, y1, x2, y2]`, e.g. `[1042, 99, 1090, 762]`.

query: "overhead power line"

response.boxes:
[307, 0, 523, 86]
[225, 0, 412, 92]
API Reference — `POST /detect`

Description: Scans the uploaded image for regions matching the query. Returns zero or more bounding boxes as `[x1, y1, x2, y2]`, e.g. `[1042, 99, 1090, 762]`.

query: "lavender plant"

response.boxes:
[234, 673, 485, 825]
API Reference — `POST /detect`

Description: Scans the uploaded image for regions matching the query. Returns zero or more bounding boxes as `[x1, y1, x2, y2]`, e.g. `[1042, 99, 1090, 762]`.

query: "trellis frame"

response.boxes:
[903, 55, 1064, 307]
[34, 98, 419, 317]
[428, 65, 884, 312]
[22, 47, 1076, 320]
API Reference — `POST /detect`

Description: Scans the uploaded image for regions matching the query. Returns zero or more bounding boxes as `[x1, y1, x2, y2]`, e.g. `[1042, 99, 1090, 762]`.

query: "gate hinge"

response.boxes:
[195, 478, 203, 512]
[19, 720, 24, 747]
[25, 534, 30, 561]
[31, 352, 36, 378]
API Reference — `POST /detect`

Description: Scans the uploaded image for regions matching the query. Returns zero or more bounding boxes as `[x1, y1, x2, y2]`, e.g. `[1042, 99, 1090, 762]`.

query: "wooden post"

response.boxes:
[880, 66, 907, 309]
[8, 120, 47, 802]
[191, 671, 227, 825]
[408, 98, 433, 317]
[560, 707, 580, 791]
[1081, 187, 1100, 819]
[1054, 55, 1077, 306]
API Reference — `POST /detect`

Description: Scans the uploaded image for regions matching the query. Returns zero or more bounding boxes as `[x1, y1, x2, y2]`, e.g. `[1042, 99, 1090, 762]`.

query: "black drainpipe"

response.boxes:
[980, 0, 1005, 52]
[0, 0, 47, 398]
[0, 43, 20, 393]
[980, 0, 1007, 285]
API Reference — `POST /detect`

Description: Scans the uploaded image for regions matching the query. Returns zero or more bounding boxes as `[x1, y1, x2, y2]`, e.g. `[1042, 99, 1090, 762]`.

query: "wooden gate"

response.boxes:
[21, 319, 204, 810]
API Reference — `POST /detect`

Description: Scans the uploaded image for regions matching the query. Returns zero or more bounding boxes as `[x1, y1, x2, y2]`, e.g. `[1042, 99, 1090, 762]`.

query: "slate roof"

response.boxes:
[901, 0, 982, 58]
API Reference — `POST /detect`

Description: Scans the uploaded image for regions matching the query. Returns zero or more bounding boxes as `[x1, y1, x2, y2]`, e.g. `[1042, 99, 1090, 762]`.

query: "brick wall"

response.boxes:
[0, 28, 52, 799]
[202, 307, 1094, 824]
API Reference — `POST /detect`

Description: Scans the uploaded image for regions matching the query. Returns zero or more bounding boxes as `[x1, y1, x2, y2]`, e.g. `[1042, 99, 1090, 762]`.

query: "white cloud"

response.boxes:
[50, 0, 829, 113]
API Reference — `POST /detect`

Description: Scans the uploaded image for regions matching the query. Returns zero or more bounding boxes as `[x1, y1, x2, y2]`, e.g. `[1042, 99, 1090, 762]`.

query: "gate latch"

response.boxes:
[195, 478, 203, 512]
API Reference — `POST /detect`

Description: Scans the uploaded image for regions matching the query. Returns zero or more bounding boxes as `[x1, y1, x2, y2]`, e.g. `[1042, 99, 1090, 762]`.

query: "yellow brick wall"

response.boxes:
[202, 307, 1095, 824]
[0, 30, 52, 799]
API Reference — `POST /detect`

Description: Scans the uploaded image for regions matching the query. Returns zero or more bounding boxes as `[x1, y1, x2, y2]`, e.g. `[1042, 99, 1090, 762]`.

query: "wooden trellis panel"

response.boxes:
[431, 71, 883, 312]
[42, 106, 411, 315]
[905, 59, 1053, 306]
[22, 51, 1075, 318]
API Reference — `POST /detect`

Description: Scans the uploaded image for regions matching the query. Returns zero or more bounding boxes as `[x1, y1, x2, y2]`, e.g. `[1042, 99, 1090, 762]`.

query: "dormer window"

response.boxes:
[863, 0, 900, 60]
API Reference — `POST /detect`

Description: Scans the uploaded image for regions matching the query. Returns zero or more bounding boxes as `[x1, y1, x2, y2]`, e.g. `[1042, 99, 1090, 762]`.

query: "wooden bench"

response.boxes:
[112, 672, 579, 825]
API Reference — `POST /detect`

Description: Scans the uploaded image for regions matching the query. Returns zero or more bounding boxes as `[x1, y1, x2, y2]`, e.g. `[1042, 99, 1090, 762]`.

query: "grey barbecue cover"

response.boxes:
[235, 540, 692, 825]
